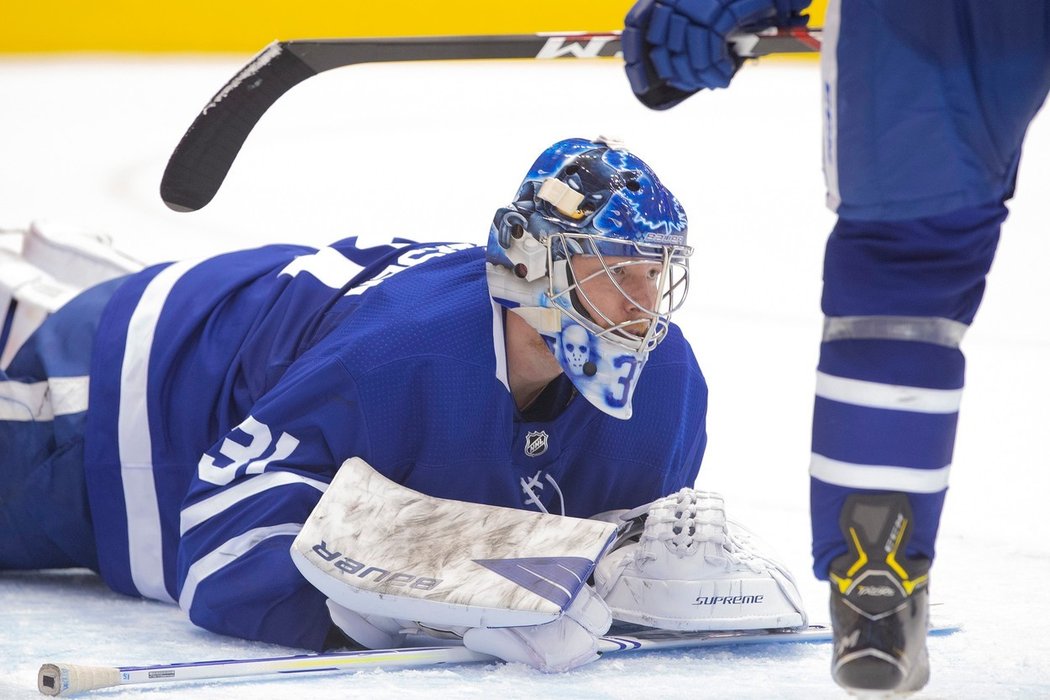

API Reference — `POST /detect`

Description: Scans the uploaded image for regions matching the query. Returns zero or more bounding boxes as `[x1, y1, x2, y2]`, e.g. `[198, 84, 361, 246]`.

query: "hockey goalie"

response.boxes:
[0, 137, 805, 672]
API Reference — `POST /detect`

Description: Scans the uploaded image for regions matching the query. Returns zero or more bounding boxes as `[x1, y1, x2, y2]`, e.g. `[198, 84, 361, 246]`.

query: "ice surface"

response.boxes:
[1, 54, 1048, 698]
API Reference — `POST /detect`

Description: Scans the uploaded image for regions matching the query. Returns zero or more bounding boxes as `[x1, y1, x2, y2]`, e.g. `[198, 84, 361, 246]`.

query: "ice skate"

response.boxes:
[828, 493, 931, 697]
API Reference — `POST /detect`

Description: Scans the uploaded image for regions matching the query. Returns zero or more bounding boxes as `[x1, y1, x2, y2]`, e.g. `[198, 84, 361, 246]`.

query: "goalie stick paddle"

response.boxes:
[159, 27, 821, 213]
[38, 618, 958, 696]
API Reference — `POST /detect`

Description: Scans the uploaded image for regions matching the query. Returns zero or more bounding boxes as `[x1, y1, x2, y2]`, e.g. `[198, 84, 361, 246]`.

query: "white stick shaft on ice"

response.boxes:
[37, 646, 492, 695]
[36, 627, 834, 695]
[37, 622, 960, 696]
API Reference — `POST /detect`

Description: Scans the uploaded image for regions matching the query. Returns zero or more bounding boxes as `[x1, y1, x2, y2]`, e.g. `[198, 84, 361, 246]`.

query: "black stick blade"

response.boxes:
[160, 43, 317, 212]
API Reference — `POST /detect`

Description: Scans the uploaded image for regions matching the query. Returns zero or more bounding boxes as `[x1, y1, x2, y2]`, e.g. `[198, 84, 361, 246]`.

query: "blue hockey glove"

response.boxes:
[623, 0, 811, 109]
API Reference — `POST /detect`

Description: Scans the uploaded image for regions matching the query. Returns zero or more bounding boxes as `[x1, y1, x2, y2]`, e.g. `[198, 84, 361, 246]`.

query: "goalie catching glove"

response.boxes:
[593, 488, 807, 630]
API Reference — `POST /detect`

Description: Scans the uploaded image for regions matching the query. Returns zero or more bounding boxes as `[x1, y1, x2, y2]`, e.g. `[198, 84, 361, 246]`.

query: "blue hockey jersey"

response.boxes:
[82, 238, 708, 650]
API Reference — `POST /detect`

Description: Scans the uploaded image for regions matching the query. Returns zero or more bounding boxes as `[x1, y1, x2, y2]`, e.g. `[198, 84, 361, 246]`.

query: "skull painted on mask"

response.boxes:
[561, 324, 592, 377]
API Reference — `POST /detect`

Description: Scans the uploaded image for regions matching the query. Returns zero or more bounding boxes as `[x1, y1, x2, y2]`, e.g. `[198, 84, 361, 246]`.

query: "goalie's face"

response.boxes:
[547, 233, 691, 354]
[570, 255, 663, 338]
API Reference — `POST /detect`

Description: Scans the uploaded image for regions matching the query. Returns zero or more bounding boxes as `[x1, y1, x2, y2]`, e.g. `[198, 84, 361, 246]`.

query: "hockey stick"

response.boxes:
[38, 620, 957, 696]
[159, 27, 821, 213]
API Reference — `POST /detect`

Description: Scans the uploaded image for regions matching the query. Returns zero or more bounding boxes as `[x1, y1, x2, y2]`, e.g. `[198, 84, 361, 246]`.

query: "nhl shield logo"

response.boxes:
[524, 430, 549, 457]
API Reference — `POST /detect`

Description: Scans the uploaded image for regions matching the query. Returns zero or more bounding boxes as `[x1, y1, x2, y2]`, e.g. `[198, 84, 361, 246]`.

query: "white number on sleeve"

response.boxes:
[197, 416, 301, 486]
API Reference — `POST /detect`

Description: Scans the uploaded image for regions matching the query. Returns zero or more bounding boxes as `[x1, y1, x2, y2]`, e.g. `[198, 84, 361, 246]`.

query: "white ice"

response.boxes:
[1, 53, 1048, 699]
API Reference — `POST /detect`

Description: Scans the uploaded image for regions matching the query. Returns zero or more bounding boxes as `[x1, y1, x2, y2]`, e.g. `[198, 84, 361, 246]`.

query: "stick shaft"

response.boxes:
[39, 629, 824, 694]
[38, 647, 492, 695]
[38, 622, 958, 696]
[159, 28, 821, 213]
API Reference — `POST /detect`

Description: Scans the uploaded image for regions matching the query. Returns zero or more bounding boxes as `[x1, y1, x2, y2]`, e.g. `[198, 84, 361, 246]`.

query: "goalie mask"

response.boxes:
[487, 137, 692, 419]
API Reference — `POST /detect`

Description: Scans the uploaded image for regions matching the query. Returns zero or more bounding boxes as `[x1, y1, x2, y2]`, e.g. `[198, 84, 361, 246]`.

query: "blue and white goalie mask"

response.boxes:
[487, 137, 692, 419]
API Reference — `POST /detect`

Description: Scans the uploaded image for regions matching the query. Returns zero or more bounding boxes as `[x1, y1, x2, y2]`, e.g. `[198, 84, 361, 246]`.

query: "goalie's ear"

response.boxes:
[291, 457, 617, 629]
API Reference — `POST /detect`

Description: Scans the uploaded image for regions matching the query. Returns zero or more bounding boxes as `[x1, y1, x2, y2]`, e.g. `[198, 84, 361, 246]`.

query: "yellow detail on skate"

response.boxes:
[884, 516, 928, 596]
[845, 527, 868, 576]
[830, 571, 850, 594]
[885, 517, 910, 579]
[831, 527, 870, 593]
[901, 573, 929, 596]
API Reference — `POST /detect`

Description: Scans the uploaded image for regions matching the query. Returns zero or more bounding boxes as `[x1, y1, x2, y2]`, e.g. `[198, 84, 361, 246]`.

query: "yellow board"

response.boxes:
[1, 0, 825, 53]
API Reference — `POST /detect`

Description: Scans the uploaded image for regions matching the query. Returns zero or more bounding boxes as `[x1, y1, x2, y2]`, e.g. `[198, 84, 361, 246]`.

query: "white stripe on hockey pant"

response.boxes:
[816, 371, 963, 414]
[0, 379, 49, 421]
[178, 523, 303, 612]
[810, 453, 951, 494]
[119, 259, 202, 604]
[279, 247, 364, 289]
[821, 0, 842, 213]
[180, 471, 329, 536]
[0, 376, 88, 421]
[822, 315, 968, 348]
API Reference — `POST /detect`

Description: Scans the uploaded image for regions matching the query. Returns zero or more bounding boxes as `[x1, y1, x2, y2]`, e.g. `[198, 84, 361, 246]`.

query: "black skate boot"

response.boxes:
[828, 493, 931, 696]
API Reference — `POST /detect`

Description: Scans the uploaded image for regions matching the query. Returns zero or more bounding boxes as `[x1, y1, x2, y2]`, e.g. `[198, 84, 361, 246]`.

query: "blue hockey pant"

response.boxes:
[0, 280, 119, 570]
[809, 202, 1005, 579]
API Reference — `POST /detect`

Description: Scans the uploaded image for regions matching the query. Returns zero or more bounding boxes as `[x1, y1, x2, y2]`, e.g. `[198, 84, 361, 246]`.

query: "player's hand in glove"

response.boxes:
[462, 585, 612, 673]
[327, 599, 418, 650]
[622, 0, 811, 109]
[328, 588, 611, 673]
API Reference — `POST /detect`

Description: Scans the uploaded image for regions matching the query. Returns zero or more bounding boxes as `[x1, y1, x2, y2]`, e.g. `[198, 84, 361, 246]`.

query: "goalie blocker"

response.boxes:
[291, 457, 618, 629]
[293, 459, 807, 673]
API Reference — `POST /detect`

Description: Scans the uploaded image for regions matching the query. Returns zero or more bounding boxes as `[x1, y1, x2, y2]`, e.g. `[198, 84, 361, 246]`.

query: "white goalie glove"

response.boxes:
[327, 587, 611, 673]
[593, 488, 808, 631]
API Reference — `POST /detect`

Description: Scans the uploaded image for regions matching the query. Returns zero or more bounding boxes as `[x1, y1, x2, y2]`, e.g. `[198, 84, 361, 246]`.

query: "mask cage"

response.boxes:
[545, 232, 691, 353]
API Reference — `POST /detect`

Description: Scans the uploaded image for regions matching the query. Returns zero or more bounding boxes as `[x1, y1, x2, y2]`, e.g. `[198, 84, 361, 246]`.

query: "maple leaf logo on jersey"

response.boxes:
[524, 430, 549, 457]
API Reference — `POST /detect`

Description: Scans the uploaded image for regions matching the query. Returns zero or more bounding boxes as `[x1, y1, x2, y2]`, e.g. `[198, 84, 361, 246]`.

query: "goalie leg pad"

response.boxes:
[0, 222, 143, 368]
[23, 220, 144, 288]
[1, 236, 79, 369]
[594, 489, 808, 631]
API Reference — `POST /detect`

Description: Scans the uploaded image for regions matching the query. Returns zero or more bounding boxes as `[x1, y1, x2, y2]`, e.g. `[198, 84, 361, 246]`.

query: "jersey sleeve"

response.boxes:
[175, 353, 367, 650]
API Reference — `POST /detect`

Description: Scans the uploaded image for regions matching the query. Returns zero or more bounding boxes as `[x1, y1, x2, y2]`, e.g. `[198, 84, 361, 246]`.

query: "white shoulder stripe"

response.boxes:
[180, 471, 329, 536]
[119, 259, 202, 603]
[810, 453, 950, 494]
[0, 376, 89, 421]
[279, 247, 364, 289]
[816, 371, 963, 414]
[178, 523, 303, 612]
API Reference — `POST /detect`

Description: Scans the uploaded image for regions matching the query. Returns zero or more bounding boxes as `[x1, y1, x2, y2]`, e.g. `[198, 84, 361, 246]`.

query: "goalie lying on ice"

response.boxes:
[0, 137, 804, 672]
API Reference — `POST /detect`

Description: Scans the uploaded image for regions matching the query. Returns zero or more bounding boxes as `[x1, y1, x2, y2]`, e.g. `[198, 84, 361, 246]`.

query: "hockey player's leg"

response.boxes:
[810, 202, 1004, 695]
[594, 489, 807, 631]
[0, 272, 121, 571]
